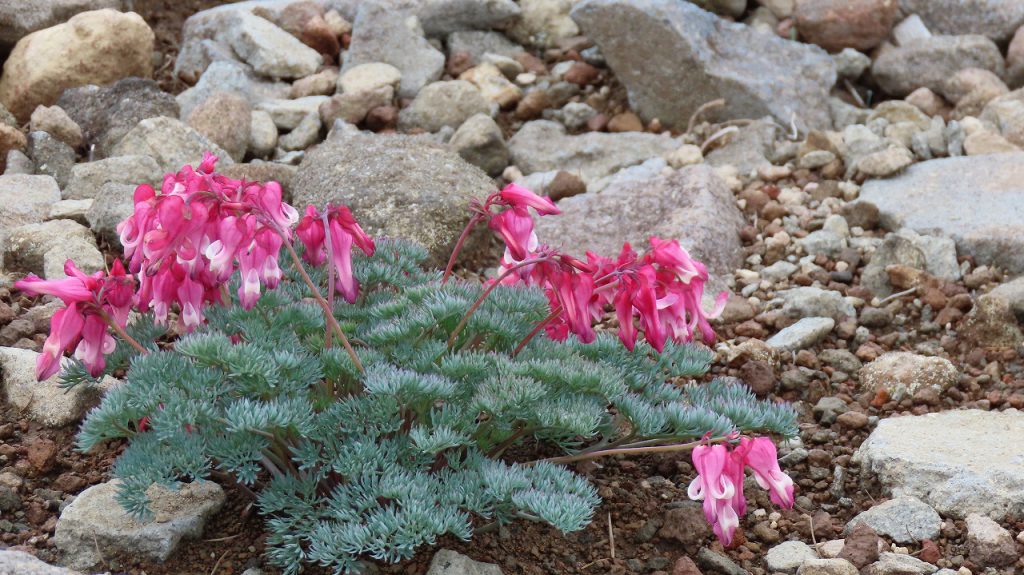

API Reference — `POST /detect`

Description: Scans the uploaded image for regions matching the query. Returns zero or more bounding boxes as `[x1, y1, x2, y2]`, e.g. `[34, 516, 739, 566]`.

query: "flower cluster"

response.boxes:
[13, 261, 134, 379]
[687, 437, 795, 545]
[295, 205, 375, 303]
[117, 153, 298, 330]
[484, 184, 727, 350]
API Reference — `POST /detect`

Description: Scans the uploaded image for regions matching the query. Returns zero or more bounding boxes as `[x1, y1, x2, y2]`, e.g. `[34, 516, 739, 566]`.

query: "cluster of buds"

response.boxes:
[14, 261, 135, 379]
[687, 437, 795, 545]
[483, 184, 727, 350]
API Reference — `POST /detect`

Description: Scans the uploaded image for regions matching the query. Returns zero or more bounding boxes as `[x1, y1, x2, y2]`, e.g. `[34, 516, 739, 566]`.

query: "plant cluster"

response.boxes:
[16, 155, 798, 573]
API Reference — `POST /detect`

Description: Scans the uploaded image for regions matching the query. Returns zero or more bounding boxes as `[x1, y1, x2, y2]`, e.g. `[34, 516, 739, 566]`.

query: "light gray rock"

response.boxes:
[249, 110, 279, 158]
[414, 0, 521, 36]
[891, 14, 931, 46]
[966, 514, 1018, 567]
[0, 549, 84, 575]
[834, 48, 871, 80]
[186, 91, 252, 161]
[58, 78, 179, 159]
[705, 119, 778, 176]
[256, 96, 331, 130]
[509, 120, 678, 184]
[588, 157, 667, 193]
[776, 287, 856, 321]
[446, 30, 524, 65]
[55, 479, 225, 571]
[176, 60, 290, 121]
[426, 549, 503, 575]
[398, 80, 491, 132]
[845, 496, 941, 544]
[86, 183, 136, 244]
[5, 149, 34, 175]
[898, 0, 1024, 42]
[989, 275, 1024, 323]
[26, 132, 75, 189]
[534, 165, 746, 282]
[290, 131, 494, 264]
[859, 352, 959, 401]
[861, 229, 960, 296]
[0, 174, 60, 243]
[571, 0, 836, 131]
[980, 89, 1024, 148]
[0, 0, 125, 46]
[797, 558, 858, 575]
[858, 153, 1024, 274]
[766, 317, 835, 352]
[342, 2, 445, 98]
[278, 113, 322, 151]
[863, 553, 937, 575]
[0, 347, 118, 428]
[854, 409, 1024, 520]
[765, 541, 818, 574]
[449, 113, 508, 176]
[47, 199, 93, 225]
[30, 105, 84, 149]
[871, 35, 1005, 98]
[2, 219, 103, 278]
[507, 0, 580, 48]
[110, 117, 234, 173]
[64, 155, 162, 200]
[225, 11, 322, 79]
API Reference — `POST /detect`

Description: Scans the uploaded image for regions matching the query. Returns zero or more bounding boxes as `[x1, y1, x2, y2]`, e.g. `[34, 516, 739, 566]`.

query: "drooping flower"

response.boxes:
[14, 260, 135, 379]
[743, 437, 795, 509]
[295, 205, 376, 303]
[498, 183, 560, 216]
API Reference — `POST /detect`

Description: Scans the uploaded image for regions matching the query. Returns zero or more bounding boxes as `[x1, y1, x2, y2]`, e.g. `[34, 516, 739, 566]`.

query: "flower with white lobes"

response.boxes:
[743, 437, 795, 509]
[14, 260, 135, 380]
[295, 205, 376, 303]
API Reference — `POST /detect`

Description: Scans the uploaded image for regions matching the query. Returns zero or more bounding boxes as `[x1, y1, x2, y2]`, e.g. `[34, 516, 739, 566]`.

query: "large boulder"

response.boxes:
[0, 347, 118, 428]
[534, 165, 746, 281]
[54, 479, 225, 570]
[342, 1, 445, 99]
[854, 409, 1024, 520]
[858, 153, 1024, 274]
[871, 35, 1005, 98]
[290, 130, 495, 263]
[570, 0, 836, 131]
[898, 0, 1024, 43]
[509, 120, 678, 185]
[0, 0, 125, 46]
[57, 78, 179, 159]
[0, 9, 154, 122]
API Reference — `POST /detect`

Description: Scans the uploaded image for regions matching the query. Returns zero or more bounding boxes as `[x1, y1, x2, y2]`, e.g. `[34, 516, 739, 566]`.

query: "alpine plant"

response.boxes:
[18, 154, 797, 573]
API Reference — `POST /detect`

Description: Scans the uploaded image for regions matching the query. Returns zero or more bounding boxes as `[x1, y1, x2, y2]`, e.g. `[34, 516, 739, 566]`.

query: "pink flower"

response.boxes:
[498, 183, 560, 216]
[294, 206, 376, 304]
[687, 444, 742, 546]
[14, 260, 136, 380]
[743, 437, 795, 509]
[488, 208, 537, 261]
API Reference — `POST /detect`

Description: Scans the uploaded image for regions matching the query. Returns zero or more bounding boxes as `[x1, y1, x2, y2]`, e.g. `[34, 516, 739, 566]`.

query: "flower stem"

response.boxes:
[280, 238, 364, 374]
[441, 213, 484, 284]
[321, 210, 336, 349]
[99, 312, 148, 355]
[446, 258, 547, 351]
[527, 436, 731, 466]
[512, 306, 562, 357]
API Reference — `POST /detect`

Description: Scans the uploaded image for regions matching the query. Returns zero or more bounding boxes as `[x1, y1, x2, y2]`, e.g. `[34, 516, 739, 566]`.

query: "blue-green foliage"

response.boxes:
[76, 239, 797, 574]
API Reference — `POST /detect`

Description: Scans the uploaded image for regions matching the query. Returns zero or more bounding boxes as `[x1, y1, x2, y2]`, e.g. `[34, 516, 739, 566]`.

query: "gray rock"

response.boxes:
[0, 346, 118, 428]
[446, 30, 524, 65]
[0, 0, 124, 45]
[845, 496, 941, 544]
[834, 48, 871, 80]
[509, 120, 678, 184]
[5, 149, 34, 175]
[891, 14, 931, 46]
[776, 287, 855, 321]
[797, 558, 859, 575]
[47, 199, 93, 225]
[26, 132, 75, 189]
[861, 229, 959, 296]
[863, 553, 937, 575]
[426, 549, 503, 575]
[766, 317, 836, 352]
[3, 219, 104, 279]
[871, 35, 1004, 98]
[705, 119, 779, 176]
[110, 117, 233, 173]
[186, 91, 252, 161]
[588, 157, 667, 193]
[533, 165, 746, 281]
[55, 479, 225, 571]
[415, 0, 521, 36]
[989, 275, 1024, 323]
[507, 0, 580, 48]
[278, 113, 322, 151]
[818, 349, 862, 374]
[560, 102, 598, 131]
[256, 96, 331, 130]
[58, 78, 179, 159]
[854, 409, 1024, 520]
[859, 352, 959, 401]
[697, 547, 751, 575]
[980, 89, 1024, 148]
[30, 105, 84, 149]
[571, 0, 836, 131]
[86, 183, 136, 244]
[766, 541, 818, 574]
[342, 2, 445, 98]
[761, 261, 798, 282]
[813, 396, 849, 425]
[858, 153, 1024, 274]
[249, 110, 279, 158]
[0, 549, 84, 575]
[176, 60, 291, 121]
[0, 174, 61, 243]
[225, 11, 322, 79]
[290, 131, 494, 263]
[965, 514, 1018, 567]
[449, 113, 508, 176]
[64, 155, 162, 201]
[898, 0, 1024, 42]
[398, 81, 491, 132]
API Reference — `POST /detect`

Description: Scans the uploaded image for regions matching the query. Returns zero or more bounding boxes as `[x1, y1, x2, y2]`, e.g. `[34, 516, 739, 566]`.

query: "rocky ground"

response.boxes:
[1, 0, 1024, 574]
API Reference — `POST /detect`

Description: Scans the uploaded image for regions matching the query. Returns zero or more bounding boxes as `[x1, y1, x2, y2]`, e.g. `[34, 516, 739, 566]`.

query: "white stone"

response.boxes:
[766, 317, 835, 352]
[426, 549, 503, 575]
[0, 347, 119, 428]
[766, 540, 819, 574]
[845, 496, 941, 544]
[225, 11, 320, 79]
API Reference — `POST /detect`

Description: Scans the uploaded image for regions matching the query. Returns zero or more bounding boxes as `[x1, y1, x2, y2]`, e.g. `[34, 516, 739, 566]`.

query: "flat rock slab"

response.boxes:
[55, 479, 225, 571]
[859, 153, 1024, 274]
[854, 409, 1024, 521]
